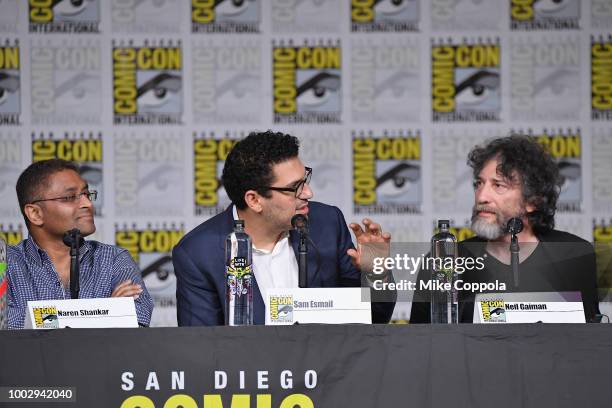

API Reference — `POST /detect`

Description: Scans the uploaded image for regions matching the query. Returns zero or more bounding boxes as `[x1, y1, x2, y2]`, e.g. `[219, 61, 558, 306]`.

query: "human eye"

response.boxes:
[137, 73, 182, 108]
[60, 195, 79, 203]
[473, 180, 482, 190]
[493, 182, 508, 194]
[296, 72, 341, 108]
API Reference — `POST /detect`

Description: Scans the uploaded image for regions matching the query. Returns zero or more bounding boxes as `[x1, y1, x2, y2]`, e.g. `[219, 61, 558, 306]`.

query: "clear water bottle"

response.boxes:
[225, 220, 253, 326]
[0, 237, 7, 330]
[430, 220, 458, 324]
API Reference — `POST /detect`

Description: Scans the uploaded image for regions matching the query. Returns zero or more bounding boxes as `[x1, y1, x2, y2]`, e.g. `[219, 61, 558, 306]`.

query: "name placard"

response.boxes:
[265, 288, 371, 325]
[474, 292, 585, 323]
[24, 297, 138, 329]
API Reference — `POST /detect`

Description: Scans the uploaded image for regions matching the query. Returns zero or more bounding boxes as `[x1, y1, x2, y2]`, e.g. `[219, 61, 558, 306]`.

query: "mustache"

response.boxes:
[472, 205, 498, 216]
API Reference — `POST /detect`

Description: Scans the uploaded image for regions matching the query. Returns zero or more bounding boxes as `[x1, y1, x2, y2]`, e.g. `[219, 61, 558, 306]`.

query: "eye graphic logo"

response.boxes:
[112, 0, 182, 33]
[31, 132, 104, 216]
[431, 0, 502, 30]
[272, 0, 340, 33]
[353, 131, 421, 215]
[432, 39, 501, 122]
[481, 301, 506, 322]
[511, 39, 580, 121]
[29, 0, 100, 33]
[592, 130, 612, 214]
[33, 306, 59, 329]
[192, 0, 260, 33]
[533, 130, 582, 213]
[591, 36, 612, 120]
[193, 134, 239, 217]
[113, 40, 183, 125]
[273, 40, 342, 124]
[351, 0, 420, 32]
[270, 296, 293, 323]
[0, 42, 20, 126]
[510, 0, 580, 30]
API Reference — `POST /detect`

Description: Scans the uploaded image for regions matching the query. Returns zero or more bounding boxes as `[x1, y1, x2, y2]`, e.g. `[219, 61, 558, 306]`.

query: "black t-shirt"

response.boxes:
[410, 230, 600, 323]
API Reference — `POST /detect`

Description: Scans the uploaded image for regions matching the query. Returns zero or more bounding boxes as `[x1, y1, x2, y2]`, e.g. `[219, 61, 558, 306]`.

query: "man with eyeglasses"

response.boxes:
[173, 130, 396, 326]
[6, 159, 153, 329]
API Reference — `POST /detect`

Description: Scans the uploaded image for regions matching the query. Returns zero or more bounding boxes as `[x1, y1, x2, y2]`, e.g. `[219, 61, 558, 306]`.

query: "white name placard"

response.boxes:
[24, 297, 138, 329]
[474, 292, 585, 323]
[265, 288, 372, 325]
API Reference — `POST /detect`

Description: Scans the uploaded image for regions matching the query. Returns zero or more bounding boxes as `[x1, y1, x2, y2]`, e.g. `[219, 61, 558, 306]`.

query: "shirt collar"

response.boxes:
[25, 236, 91, 266]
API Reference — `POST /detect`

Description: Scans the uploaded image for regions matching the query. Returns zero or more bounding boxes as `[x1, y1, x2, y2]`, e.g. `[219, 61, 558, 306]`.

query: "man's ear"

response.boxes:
[244, 190, 263, 213]
[23, 204, 44, 227]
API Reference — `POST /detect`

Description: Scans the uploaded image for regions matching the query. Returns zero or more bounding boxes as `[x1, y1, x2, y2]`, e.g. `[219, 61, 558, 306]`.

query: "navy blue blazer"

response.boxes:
[172, 202, 395, 325]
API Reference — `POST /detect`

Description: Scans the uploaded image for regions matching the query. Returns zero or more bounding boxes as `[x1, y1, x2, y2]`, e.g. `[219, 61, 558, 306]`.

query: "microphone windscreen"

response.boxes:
[506, 218, 524, 235]
[291, 214, 308, 230]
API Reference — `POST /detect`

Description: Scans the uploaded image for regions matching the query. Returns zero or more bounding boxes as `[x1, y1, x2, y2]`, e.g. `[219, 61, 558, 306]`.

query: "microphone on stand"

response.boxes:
[63, 229, 84, 299]
[291, 214, 309, 288]
[505, 218, 523, 288]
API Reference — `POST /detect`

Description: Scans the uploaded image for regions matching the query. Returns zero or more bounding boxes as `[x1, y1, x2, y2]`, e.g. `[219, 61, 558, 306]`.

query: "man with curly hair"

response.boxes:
[411, 135, 600, 323]
[173, 131, 395, 326]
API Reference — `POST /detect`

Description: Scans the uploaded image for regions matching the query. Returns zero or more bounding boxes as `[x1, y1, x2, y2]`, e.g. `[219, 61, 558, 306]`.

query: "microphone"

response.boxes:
[291, 214, 309, 288]
[63, 229, 84, 299]
[505, 218, 522, 288]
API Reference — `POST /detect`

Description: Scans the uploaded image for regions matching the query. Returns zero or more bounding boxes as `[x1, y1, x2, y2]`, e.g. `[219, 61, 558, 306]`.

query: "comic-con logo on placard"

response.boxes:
[353, 130, 421, 215]
[351, 0, 419, 32]
[480, 300, 506, 322]
[511, 37, 580, 121]
[592, 129, 612, 213]
[112, 0, 183, 33]
[192, 0, 260, 33]
[0, 132, 22, 219]
[114, 133, 184, 217]
[432, 38, 501, 122]
[591, 36, 612, 120]
[351, 39, 420, 122]
[0, 224, 23, 246]
[29, 0, 100, 33]
[0, 39, 20, 126]
[194, 132, 240, 216]
[112, 39, 183, 125]
[510, 0, 580, 30]
[269, 296, 293, 323]
[31, 131, 104, 216]
[30, 39, 102, 125]
[431, 0, 502, 31]
[192, 40, 261, 123]
[273, 39, 342, 124]
[33, 306, 59, 328]
[115, 223, 183, 326]
[272, 0, 340, 33]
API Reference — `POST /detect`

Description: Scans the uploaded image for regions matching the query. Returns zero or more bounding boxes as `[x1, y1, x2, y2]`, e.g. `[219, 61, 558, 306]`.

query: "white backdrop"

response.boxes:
[0, 0, 611, 325]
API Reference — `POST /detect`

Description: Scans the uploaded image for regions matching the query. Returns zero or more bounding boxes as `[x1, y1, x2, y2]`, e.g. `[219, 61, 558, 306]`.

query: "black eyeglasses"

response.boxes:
[264, 167, 312, 198]
[30, 191, 98, 205]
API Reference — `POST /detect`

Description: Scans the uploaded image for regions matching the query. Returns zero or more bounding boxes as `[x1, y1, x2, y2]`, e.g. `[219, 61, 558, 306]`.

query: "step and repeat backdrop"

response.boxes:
[0, 0, 611, 324]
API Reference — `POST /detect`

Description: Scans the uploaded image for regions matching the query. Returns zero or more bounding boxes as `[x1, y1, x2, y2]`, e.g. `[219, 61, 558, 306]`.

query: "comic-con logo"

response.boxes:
[114, 134, 184, 217]
[591, 36, 612, 120]
[432, 39, 501, 122]
[532, 129, 582, 212]
[480, 300, 506, 322]
[0, 40, 20, 125]
[511, 38, 580, 121]
[29, 0, 100, 33]
[272, 0, 340, 33]
[192, 0, 260, 33]
[31, 40, 101, 125]
[112, 0, 182, 33]
[33, 306, 59, 328]
[353, 131, 421, 215]
[0, 224, 23, 246]
[0, 133, 22, 219]
[592, 130, 612, 213]
[431, 0, 502, 30]
[592, 0, 612, 29]
[112, 40, 183, 125]
[510, 0, 580, 30]
[273, 39, 342, 124]
[194, 133, 239, 216]
[351, 39, 420, 122]
[298, 133, 343, 208]
[192, 42, 261, 123]
[0, 1, 19, 33]
[270, 296, 293, 323]
[351, 0, 419, 32]
[116, 224, 183, 324]
[32, 132, 104, 216]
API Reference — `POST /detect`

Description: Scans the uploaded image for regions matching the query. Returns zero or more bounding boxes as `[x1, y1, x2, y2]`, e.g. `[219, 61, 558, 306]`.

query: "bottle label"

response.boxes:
[226, 257, 252, 298]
